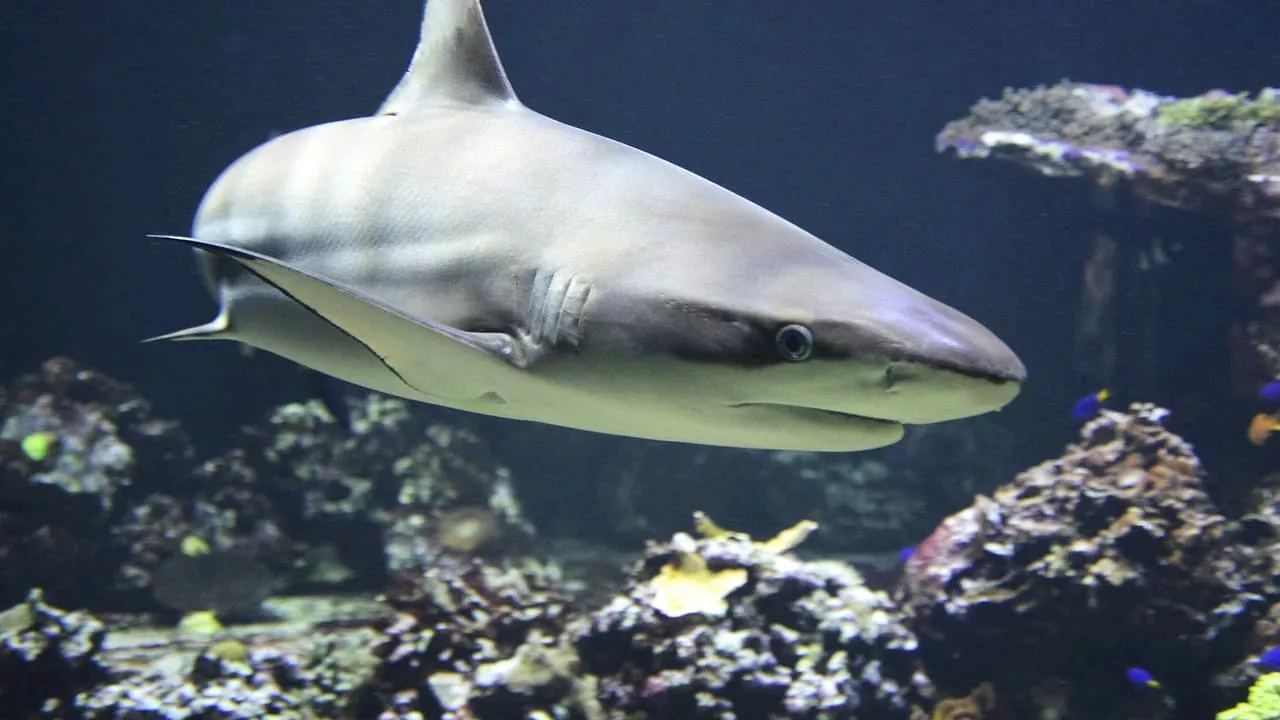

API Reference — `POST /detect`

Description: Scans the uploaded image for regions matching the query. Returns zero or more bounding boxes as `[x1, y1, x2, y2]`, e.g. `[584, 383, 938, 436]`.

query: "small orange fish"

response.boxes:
[1249, 413, 1280, 446]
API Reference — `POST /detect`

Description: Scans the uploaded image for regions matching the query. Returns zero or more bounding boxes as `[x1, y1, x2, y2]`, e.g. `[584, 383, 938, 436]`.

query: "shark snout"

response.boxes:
[873, 295, 1025, 423]
[901, 299, 1026, 384]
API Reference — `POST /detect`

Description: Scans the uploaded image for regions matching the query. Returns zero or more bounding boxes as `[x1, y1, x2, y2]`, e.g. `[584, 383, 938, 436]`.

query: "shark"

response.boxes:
[149, 0, 1026, 452]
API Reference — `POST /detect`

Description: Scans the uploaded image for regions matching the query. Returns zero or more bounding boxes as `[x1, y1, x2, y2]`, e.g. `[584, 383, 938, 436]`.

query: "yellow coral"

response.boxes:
[647, 551, 747, 618]
[649, 513, 816, 618]
[1219, 672, 1280, 720]
[691, 511, 817, 554]
[692, 511, 748, 541]
[19, 432, 57, 463]
[758, 520, 819, 554]
[176, 610, 224, 636]
[180, 535, 211, 557]
[206, 638, 250, 664]
[932, 682, 996, 720]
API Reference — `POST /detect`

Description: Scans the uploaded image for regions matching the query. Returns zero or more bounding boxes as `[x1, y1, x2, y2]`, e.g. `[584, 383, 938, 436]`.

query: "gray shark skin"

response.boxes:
[150, 0, 1026, 452]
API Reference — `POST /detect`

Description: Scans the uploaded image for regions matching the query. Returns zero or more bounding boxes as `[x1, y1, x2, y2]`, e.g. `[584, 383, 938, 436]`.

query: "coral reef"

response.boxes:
[575, 516, 933, 719]
[0, 358, 534, 615]
[251, 394, 534, 576]
[14, 357, 1280, 719]
[80, 622, 383, 718]
[0, 358, 317, 610]
[6, 592, 388, 719]
[0, 357, 201, 607]
[1218, 672, 1280, 720]
[937, 83, 1280, 471]
[0, 588, 107, 717]
[937, 82, 1280, 218]
[900, 403, 1275, 719]
[81, 637, 377, 718]
[1210, 480, 1280, 705]
[1157, 92, 1280, 132]
[176, 449, 297, 577]
[370, 555, 592, 719]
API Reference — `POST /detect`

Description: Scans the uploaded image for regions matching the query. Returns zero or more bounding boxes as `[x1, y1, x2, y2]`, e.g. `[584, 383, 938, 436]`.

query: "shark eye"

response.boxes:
[775, 324, 813, 362]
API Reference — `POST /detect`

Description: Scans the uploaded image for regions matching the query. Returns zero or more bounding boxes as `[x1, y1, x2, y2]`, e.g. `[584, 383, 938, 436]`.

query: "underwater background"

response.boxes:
[3, 0, 1280, 718]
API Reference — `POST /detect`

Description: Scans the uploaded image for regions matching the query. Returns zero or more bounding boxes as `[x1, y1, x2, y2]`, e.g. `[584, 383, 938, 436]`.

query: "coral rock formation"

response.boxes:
[80, 627, 382, 718]
[937, 82, 1280, 218]
[0, 357, 536, 616]
[0, 358, 199, 607]
[371, 556, 591, 719]
[576, 518, 933, 719]
[253, 394, 533, 577]
[0, 588, 107, 717]
[901, 403, 1270, 719]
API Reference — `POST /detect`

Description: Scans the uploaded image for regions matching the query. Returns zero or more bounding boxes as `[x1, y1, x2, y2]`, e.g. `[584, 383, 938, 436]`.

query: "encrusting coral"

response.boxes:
[371, 555, 593, 719]
[937, 82, 1280, 218]
[644, 513, 816, 619]
[575, 513, 933, 719]
[645, 548, 748, 619]
[19, 356, 1280, 717]
[0, 588, 107, 717]
[900, 403, 1280, 719]
[0, 358, 202, 607]
[0, 357, 543, 619]
[0, 590, 388, 718]
[257, 394, 535, 576]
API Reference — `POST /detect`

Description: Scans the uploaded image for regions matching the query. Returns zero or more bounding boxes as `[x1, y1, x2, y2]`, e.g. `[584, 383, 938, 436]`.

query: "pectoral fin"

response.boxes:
[142, 314, 231, 343]
[147, 234, 530, 400]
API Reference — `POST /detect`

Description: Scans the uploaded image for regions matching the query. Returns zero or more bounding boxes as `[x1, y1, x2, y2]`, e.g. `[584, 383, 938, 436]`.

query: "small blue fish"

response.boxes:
[1073, 389, 1110, 421]
[1256, 647, 1280, 670]
[1126, 667, 1160, 689]
[1261, 381, 1280, 405]
[898, 546, 917, 563]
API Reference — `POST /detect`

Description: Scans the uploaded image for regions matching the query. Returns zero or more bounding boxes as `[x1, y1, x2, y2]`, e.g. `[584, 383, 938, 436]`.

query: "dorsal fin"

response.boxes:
[377, 0, 519, 115]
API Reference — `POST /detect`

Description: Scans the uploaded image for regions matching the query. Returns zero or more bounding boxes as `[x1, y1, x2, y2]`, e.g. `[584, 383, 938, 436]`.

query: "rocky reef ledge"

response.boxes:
[5, 358, 1280, 719]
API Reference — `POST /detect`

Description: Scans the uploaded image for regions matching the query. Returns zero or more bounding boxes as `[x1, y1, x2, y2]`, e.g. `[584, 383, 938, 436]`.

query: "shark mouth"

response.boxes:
[730, 402, 903, 429]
